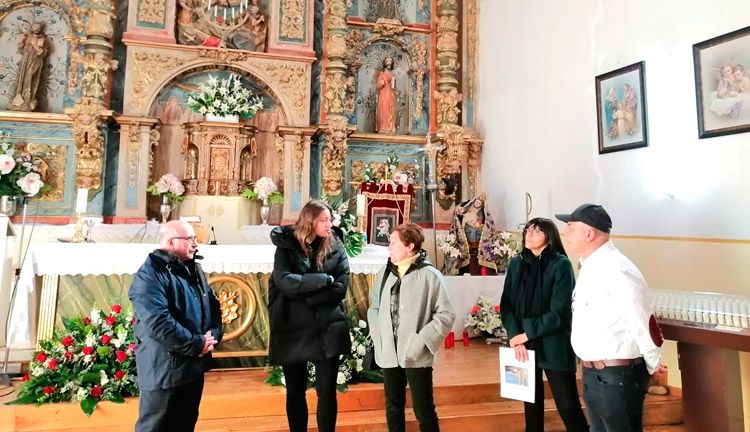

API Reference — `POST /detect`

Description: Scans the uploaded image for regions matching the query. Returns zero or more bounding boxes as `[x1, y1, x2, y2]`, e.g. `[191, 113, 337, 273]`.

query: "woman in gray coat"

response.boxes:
[368, 223, 455, 432]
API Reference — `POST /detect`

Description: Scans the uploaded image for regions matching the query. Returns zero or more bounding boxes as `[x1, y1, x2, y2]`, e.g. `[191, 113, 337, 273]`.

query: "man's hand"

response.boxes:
[509, 333, 528, 347]
[653, 363, 668, 376]
[200, 331, 218, 356]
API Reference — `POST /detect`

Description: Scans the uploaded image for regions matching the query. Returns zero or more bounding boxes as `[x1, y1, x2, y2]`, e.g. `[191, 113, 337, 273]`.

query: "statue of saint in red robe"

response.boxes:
[376, 56, 396, 133]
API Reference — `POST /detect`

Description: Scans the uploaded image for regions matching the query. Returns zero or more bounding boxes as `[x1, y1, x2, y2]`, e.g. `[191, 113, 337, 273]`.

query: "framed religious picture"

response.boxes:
[595, 61, 649, 154]
[693, 25, 750, 139]
[370, 207, 398, 246]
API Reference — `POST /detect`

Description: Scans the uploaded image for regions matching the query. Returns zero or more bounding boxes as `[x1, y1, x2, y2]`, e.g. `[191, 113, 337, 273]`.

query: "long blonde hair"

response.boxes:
[293, 200, 334, 269]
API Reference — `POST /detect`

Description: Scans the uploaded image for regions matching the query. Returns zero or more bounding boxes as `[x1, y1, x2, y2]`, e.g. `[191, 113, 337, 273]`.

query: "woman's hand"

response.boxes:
[513, 344, 529, 362]
[509, 333, 528, 347]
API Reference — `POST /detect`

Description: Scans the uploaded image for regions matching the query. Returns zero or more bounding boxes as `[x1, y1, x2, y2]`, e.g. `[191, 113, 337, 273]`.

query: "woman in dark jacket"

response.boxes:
[500, 217, 588, 432]
[268, 199, 351, 432]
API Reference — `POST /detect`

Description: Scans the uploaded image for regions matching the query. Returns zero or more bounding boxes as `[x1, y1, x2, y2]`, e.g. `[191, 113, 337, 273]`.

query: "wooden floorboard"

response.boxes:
[0, 343, 684, 431]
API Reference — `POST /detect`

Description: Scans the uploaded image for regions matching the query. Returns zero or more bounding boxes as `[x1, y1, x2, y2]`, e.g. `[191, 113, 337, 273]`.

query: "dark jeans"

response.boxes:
[525, 367, 589, 432]
[282, 356, 339, 432]
[582, 362, 650, 432]
[135, 376, 204, 432]
[383, 366, 439, 432]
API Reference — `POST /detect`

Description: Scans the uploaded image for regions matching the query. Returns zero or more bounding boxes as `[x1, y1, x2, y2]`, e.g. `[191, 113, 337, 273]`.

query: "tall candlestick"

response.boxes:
[207, 0, 211, 10]
[223, 7, 226, 21]
[214, 5, 218, 17]
[232, 7, 235, 21]
[75, 188, 88, 214]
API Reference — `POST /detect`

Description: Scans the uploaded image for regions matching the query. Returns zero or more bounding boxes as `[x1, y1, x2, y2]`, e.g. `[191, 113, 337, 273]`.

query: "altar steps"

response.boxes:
[0, 344, 683, 431]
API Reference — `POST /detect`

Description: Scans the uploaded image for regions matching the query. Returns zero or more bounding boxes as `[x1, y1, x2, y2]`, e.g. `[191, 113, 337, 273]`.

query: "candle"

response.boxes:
[356, 194, 366, 217]
[207, 0, 211, 10]
[214, 5, 218, 17]
[75, 188, 88, 214]
[462, 331, 470, 346]
[232, 7, 235, 21]
[223, 7, 226, 21]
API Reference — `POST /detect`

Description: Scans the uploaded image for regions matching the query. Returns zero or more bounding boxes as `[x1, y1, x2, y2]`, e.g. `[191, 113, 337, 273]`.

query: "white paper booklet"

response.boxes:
[499, 346, 536, 403]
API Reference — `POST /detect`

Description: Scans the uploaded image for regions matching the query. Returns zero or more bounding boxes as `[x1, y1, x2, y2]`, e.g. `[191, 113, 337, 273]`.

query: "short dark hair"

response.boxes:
[392, 223, 424, 251]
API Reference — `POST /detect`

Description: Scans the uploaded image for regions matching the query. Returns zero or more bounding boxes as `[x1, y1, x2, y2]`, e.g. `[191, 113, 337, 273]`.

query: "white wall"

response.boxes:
[477, 0, 750, 240]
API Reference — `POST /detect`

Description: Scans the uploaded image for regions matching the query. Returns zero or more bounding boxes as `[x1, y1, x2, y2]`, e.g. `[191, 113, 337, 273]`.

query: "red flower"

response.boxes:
[43, 386, 55, 395]
[21, 373, 30, 382]
[471, 305, 481, 315]
[61, 335, 74, 347]
[90, 385, 102, 398]
[83, 317, 91, 325]
[114, 370, 126, 380]
[82, 346, 94, 355]
[494, 305, 501, 313]
[128, 343, 136, 352]
[101, 334, 112, 345]
[111, 304, 122, 314]
[63, 350, 73, 360]
[48, 358, 58, 371]
[105, 316, 117, 326]
[35, 352, 48, 363]
[116, 350, 128, 362]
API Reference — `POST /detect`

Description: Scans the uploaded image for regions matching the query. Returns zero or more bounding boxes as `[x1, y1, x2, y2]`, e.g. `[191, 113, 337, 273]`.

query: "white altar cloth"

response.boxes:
[9, 242, 390, 348]
[443, 275, 505, 340]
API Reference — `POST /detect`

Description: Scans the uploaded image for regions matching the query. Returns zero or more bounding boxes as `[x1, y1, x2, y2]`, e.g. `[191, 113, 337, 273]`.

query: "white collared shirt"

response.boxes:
[571, 240, 662, 374]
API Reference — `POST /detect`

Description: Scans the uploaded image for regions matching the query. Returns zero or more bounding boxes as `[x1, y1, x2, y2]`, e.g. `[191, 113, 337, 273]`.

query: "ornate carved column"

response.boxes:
[113, 116, 161, 220]
[434, 0, 462, 127]
[322, 0, 350, 197]
[277, 126, 318, 221]
[68, 0, 117, 191]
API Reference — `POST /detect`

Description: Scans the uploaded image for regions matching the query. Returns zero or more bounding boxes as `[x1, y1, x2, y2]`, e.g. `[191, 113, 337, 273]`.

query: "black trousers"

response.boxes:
[282, 356, 339, 432]
[383, 366, 440, 432]
[582, 362, 650, 432]
[135, 376, 205, 432]
[525, 367, 589, 432]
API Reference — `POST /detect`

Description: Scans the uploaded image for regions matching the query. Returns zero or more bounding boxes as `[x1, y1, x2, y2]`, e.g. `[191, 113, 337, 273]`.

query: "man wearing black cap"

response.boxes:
[555, 204, 664, 432]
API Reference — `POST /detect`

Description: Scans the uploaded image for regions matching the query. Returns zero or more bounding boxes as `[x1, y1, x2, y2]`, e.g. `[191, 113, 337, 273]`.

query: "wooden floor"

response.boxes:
[0, 343, 683, 431]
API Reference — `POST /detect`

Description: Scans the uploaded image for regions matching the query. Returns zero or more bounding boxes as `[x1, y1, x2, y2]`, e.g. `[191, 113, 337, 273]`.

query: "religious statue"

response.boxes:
[445, 193, 501, 276]
[176, 3, 223, 47]
[370, 0, 398, 21]
[8, 22, 49, 112]
[185, 146, 199, 180]
[376, 56, 397, 133]
[230, 3, 267, 52]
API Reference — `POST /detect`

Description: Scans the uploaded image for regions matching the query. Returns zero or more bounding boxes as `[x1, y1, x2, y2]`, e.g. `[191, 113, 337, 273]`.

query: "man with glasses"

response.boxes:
[129, 220, 223, 431]
[555, 204, 665, 432]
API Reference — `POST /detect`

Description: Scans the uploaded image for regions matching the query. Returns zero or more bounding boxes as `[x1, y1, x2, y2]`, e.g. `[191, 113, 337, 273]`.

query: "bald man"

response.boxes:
[129, 221, 223, 431]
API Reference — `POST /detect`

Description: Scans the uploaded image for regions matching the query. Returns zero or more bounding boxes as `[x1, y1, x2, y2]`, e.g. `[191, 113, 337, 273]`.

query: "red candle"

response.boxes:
[462, 331, 469, 346]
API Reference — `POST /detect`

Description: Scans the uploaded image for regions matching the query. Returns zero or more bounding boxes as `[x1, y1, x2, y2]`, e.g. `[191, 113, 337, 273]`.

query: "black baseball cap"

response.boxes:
[555, 203, 612, 233]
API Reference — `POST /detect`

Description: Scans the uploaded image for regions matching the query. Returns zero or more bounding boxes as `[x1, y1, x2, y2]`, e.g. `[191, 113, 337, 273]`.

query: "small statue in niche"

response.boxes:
[8, 22, 49, 112]
[445, 193, 500, 276]
[185, 146, 199, 180]
[376, 56, 397, 133]
[240, 148, 252, 181]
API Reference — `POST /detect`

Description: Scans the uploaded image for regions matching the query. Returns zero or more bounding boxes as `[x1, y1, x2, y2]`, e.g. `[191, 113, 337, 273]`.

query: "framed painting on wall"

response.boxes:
[595, 61, 649, 154]
[370, 207, 398, 246]
[693, 25, 750, 139]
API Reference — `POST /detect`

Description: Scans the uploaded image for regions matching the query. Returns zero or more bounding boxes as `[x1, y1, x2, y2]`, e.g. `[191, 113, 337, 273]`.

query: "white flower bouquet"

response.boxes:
[242, 176, 283, 204]
[146, 173, 185, 203]
[186, 74, 263, 118]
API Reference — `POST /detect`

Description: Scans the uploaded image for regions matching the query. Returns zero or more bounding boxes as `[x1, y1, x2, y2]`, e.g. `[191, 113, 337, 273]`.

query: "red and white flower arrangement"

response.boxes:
[464, 295, 505, 338]
[10, 304, 138, 416]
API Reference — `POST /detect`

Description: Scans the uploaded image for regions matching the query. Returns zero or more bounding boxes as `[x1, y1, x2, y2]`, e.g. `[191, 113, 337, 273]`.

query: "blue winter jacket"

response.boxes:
[129, 249, 223, 391]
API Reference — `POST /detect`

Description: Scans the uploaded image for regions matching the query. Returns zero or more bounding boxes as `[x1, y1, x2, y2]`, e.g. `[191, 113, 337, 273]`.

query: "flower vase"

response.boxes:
[159, 195, 173, 223]
[0, 196, 18, 216]
[260, 198, 270, 225]
[206, 113, 239, 123]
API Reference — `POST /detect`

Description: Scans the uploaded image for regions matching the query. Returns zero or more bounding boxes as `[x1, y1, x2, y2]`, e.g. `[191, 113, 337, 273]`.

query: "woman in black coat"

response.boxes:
[268, 199, 351, 432]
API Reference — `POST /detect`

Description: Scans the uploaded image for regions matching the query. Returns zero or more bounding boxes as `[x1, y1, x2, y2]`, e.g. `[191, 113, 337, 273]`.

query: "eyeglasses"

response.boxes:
[523, 227, 544, 236]
[171, 236, 197, 243]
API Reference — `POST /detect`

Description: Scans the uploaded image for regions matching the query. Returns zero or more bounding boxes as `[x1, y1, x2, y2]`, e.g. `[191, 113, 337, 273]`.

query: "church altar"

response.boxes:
[10, 242, 390, 356]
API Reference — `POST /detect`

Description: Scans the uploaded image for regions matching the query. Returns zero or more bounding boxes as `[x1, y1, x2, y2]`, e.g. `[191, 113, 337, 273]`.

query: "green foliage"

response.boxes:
[320, 193, 364, 258]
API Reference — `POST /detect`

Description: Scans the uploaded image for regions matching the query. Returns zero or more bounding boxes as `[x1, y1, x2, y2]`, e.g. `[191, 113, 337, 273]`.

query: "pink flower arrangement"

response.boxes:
[146, 173, 185, 203]
[242, 176, 284, 204]
[0, 130, 47, 197]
